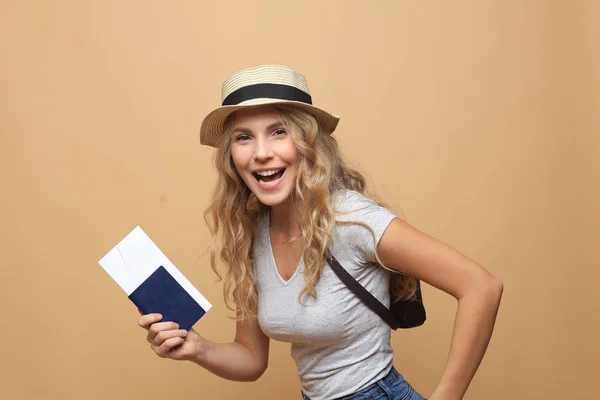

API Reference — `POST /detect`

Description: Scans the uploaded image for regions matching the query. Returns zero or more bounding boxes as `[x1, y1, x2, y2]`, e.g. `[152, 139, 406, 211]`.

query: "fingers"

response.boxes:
[136, 313, 189, 358]
[150, 326, 188, 345]
[138, 313, 163, 329]
[149, 328, 189, 358]
[153, 336, 186, 358]
[146, 320, 181, 341]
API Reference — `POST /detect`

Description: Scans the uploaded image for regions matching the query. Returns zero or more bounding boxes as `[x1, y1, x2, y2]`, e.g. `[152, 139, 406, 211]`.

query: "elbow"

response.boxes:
[491, 276, 504, 297]
[482, 275, 503, 304]
[251, 367, 268, 382]
[463, 274, 503, 302]
[243, 362, 268, 382]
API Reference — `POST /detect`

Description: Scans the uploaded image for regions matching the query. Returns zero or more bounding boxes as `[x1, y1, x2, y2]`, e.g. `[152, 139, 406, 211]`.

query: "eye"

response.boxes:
[273, 128, 287, 136]
[234, 134, 251, 142]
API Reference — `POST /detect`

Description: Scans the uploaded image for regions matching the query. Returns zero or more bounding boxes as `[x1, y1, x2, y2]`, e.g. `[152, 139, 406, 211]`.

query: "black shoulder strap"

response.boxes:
[327, 254, 400, 329]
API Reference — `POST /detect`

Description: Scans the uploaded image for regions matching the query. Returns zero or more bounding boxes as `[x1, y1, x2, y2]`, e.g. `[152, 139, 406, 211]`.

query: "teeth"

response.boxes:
[256, 169, 282, 177]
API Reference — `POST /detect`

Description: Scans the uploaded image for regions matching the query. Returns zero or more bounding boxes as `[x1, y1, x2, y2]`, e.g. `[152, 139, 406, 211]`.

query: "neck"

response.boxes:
[270, 199, 301, 239]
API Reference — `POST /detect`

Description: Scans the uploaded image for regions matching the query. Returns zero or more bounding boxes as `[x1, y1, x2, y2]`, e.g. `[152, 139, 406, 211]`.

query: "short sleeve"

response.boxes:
[334, 190, 397, 265]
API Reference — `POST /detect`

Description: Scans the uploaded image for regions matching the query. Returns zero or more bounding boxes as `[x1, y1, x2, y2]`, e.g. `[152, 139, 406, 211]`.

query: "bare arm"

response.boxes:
[192, 313, 270, 381]
[138, 310, 270, 382]
[377, 218, 503, 400]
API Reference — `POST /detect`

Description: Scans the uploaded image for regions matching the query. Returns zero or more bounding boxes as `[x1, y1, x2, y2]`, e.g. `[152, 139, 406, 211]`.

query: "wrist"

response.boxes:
[189, 331, 210, 364]
[429, 389, 462, 400]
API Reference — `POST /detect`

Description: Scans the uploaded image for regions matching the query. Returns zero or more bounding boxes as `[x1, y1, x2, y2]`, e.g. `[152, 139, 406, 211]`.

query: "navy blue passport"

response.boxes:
[128, 266, 207, 330]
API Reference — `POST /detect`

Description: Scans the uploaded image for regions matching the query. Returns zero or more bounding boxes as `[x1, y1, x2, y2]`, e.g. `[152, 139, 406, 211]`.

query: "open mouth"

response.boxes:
[253, 168, 286, 184]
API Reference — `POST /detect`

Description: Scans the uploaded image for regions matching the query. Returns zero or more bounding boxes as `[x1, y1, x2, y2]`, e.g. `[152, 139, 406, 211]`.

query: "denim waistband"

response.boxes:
[303, 365, 404, 400]
[378, 365, 402, 388]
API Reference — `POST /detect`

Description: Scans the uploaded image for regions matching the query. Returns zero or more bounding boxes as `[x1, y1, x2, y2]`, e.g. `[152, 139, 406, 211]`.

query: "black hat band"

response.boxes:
[222, 83, 312, 106]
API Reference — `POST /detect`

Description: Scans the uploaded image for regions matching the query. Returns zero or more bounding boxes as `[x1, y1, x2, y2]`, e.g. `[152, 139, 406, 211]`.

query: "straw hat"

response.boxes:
[199, 64, 340, 147]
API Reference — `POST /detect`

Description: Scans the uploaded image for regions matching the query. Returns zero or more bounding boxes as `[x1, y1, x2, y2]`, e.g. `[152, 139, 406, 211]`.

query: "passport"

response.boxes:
[97, 226, 212, 330]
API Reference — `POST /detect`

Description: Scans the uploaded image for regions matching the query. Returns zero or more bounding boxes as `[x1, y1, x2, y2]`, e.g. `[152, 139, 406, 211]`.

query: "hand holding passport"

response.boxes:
[98, 226, 212, 330]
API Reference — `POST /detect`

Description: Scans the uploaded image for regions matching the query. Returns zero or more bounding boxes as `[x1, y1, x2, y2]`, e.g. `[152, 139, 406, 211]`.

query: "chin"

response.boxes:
[253, 189, 292, 208]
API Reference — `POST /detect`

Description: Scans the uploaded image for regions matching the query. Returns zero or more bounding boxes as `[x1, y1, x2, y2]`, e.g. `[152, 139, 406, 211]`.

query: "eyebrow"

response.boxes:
[232, 120, 286, 135]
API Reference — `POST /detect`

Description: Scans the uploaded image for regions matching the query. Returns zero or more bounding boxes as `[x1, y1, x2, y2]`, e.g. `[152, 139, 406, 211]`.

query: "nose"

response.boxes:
[253, 136, 274, 162]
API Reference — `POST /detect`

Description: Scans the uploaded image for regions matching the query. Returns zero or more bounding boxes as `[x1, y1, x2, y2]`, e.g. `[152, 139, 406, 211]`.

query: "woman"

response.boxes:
[138, 64, 503, 400]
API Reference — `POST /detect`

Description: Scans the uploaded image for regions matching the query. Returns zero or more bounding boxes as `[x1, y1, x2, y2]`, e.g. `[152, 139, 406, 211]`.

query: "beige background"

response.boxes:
[1, 1, 598, 399]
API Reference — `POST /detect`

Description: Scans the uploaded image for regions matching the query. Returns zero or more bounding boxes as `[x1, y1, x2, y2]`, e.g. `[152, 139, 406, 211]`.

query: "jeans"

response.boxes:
[302, 366, 426, 400]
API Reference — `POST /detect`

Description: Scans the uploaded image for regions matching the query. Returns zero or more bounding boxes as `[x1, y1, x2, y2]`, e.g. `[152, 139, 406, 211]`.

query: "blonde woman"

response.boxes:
[138, 65, 503, 400]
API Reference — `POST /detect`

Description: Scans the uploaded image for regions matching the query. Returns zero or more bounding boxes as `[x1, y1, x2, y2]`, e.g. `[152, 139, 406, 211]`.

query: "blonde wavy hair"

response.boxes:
[204, 104, 417, 320]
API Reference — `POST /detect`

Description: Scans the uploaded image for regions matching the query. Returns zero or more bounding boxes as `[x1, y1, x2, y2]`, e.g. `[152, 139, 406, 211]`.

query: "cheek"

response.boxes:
[283, 141, 299, 167]
[230, 147, 248, 170]
[229, 150, 252, 186]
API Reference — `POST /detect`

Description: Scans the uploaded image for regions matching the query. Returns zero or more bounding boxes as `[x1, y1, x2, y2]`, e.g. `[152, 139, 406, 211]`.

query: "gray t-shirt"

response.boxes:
[253, 190, 398, 399]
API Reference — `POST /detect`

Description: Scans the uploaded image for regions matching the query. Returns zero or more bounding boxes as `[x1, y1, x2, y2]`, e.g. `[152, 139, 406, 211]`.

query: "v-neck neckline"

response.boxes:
[264, 210, 303, 286]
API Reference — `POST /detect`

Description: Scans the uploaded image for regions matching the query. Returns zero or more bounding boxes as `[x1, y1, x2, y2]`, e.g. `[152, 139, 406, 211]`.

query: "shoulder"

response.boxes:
[333, 190, 395, 223]
[333, 189, 377, 212]
[332, 190, 398, 263]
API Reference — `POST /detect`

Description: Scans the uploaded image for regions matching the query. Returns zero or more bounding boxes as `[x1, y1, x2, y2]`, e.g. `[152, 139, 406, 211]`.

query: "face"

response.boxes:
[229, 106, 298, 208]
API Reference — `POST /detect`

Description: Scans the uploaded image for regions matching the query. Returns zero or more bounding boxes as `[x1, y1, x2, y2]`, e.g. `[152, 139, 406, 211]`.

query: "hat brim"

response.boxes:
[199, 98, 340, 147]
